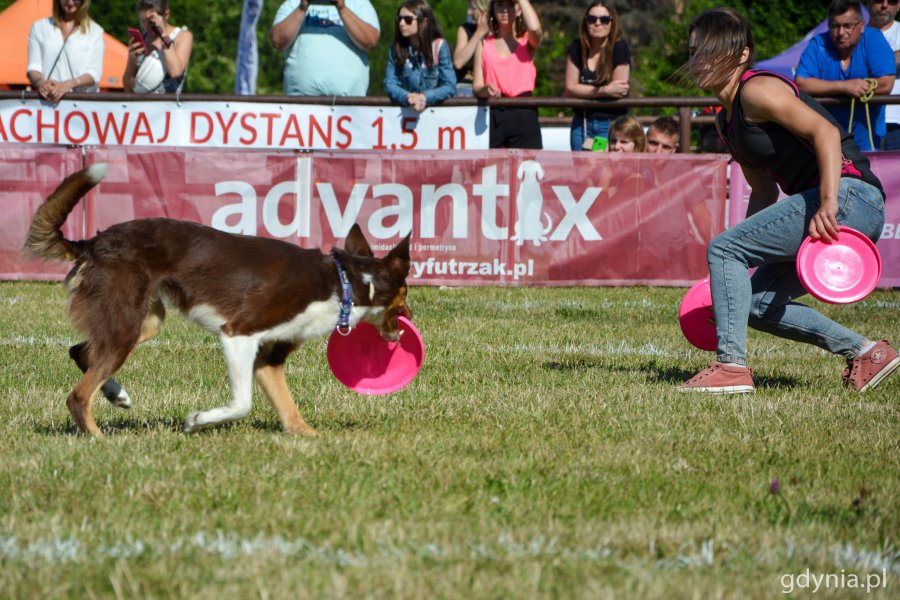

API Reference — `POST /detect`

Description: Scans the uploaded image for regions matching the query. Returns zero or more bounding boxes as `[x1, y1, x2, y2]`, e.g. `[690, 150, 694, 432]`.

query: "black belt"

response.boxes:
[887, 123, 900, 132]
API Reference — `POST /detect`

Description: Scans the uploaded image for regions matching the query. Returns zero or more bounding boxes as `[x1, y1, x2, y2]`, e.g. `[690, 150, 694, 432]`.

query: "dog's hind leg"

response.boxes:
[66, 345, 135, 436]
[67, 369, 109, 437]
[183, 334, 257, 433]
[67, 299, 166, 410]
[254, 343, 319, 436]
[69, 343, 132, 409]
[137, 295, 166, 344]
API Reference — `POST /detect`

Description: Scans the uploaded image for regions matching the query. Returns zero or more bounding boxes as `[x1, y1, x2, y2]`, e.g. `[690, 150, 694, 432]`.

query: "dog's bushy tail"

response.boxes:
[24, 163, 108, 263]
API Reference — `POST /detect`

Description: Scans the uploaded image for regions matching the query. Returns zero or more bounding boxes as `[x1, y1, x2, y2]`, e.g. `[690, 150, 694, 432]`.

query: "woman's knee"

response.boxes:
[749, 289, 791, 321]
[748, 293, 770, 320]
[707, 234, 729, 263]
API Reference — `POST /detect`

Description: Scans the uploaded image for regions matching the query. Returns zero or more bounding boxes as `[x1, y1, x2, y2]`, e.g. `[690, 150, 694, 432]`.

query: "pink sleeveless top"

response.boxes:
[481, 34, 536, 97]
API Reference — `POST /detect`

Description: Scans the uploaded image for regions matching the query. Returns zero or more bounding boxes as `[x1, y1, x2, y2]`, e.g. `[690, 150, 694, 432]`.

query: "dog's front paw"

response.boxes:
[285, 422, 320, 437]
[183, 411, 205, 433]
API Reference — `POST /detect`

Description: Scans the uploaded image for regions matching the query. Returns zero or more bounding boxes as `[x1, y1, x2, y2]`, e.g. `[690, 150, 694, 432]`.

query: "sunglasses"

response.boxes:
[585, 15, 613, 25]
[828, 20, 860, 32]
[397, 15, 416, 24]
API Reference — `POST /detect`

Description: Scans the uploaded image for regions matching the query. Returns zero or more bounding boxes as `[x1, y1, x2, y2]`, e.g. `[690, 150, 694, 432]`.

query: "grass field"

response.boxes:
[0, 281, 898, 599]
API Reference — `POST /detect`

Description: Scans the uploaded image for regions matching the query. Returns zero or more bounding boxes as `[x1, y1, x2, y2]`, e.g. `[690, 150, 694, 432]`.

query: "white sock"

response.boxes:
[857, 341, 876, 357]
[721, 362, 745, 368]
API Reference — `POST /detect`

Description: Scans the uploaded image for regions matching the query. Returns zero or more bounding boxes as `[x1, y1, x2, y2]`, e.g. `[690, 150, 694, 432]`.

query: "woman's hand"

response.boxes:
[36, 79, 56, 100]
[44, 80, 73, 103]
[145, 12, 166, 40]
[474, 11, 490, 38]
[601, 80, 629, 98]
[481, 83, 501, 98]
[128, 39, 147, 58]
[407, 93, 427, 112]
[808, 197, 840, 242]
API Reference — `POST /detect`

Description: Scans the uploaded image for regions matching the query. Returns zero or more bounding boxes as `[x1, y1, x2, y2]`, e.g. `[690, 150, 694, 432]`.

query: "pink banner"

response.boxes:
[0, 145, 85, 280]
[728, 152, 900, 288]
[3, 145, 729, 286]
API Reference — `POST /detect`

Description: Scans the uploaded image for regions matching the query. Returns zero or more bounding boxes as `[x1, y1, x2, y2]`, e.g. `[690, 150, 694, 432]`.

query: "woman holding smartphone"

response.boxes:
[123, 0, 193, 94]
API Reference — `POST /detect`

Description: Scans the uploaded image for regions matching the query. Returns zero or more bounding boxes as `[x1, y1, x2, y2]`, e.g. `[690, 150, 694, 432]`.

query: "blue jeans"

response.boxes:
[883, 124, 900, 151]
[707, 177, 885, 365]
[570, 113, 611, 151]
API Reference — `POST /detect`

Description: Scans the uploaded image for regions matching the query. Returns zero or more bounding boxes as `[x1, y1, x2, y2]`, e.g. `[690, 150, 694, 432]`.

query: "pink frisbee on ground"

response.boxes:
[679, 277, 717, 351]
[327, 316, 424, 395]
[796, 226, 881, 304]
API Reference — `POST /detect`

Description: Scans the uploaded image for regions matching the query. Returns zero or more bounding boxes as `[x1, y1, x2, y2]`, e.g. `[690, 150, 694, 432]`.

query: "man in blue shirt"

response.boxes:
[269, 0, 380, 96]
[796, 0, 896, 150]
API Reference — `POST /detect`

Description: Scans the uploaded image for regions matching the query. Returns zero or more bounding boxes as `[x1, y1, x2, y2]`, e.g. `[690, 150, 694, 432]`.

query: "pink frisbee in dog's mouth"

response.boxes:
[327, 316, 424, 395]
[679, 277, 717, 351]
[797, 226, 881, 304]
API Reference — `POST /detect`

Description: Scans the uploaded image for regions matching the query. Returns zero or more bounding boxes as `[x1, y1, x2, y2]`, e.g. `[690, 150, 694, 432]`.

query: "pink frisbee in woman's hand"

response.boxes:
[679, 277, 717, 351]
[797, 226, 881, 304]
[327, 316, 424, 395]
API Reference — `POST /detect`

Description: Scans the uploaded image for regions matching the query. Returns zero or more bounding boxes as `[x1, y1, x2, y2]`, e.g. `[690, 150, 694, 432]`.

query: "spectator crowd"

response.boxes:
[22, 0, 900, 152]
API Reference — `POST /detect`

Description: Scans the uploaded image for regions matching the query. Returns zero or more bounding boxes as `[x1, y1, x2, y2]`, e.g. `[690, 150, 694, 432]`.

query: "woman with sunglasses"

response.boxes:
[26, 0, 104, 103]
[472, 0, 543, 148]
[384, 0, 456, 112]
[565, 2, 630, 151]
[679, 8, 896, 394]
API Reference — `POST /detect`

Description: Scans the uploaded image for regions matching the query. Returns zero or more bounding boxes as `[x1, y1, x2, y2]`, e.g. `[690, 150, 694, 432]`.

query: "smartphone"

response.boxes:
[591, 136, 609, 152]
[128, 27, 149, 54]
[307, 0, 337, 4]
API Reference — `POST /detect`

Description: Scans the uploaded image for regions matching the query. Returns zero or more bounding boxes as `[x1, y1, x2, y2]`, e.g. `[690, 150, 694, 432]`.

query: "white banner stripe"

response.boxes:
[0, 100, 489, 151]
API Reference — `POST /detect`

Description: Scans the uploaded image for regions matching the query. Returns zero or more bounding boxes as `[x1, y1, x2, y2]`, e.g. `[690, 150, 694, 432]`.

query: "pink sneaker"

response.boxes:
[843, 340, 900, 392]
[679, 362, 754, 394]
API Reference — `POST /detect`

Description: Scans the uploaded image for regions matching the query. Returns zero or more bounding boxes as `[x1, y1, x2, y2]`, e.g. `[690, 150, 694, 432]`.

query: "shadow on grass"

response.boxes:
[543, 358, 799, 389]
[33, 416, 290, 436]
[34, 415, 184, 436]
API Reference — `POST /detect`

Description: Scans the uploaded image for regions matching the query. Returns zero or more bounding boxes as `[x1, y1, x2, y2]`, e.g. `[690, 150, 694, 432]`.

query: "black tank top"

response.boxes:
[716, 69, 884, 198]
[455, 22, 476, 85]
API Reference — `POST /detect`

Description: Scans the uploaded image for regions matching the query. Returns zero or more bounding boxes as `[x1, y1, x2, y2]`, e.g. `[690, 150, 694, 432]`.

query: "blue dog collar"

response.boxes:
[333, 255, 353, 336]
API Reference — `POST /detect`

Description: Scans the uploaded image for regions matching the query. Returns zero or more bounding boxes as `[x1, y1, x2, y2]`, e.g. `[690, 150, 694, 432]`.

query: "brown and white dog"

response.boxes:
[25, 164, 412, 437]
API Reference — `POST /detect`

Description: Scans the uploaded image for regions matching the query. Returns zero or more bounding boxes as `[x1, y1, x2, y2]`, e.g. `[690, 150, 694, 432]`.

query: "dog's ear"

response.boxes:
[385, 232, 411, 278]
[344, 224, 374, 257]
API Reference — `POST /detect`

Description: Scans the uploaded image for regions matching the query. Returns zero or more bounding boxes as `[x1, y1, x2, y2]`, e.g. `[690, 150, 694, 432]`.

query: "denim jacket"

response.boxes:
[384, 40, 457, 107]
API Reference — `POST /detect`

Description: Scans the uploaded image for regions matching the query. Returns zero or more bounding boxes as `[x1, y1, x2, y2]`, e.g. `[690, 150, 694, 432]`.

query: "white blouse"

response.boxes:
[27, 17, 105, 92]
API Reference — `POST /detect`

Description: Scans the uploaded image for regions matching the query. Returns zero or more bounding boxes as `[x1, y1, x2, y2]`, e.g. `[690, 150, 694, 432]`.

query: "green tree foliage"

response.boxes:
[637, 0, 823, 100]
[0, 0, 828, 98]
